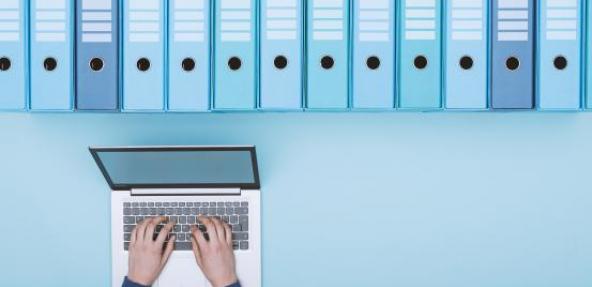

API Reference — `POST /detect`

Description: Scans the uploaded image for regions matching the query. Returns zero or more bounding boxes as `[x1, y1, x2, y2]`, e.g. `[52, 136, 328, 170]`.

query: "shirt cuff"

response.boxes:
[122, 276, 151, 287]
[226, 282, 242, 287]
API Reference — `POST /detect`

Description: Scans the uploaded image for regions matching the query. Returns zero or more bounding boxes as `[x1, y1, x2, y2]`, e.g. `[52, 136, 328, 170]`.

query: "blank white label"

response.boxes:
[83, 0, 111, 10]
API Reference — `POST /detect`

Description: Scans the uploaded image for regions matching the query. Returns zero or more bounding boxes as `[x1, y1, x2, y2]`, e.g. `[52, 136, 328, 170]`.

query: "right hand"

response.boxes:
[191, 216, 238, 287]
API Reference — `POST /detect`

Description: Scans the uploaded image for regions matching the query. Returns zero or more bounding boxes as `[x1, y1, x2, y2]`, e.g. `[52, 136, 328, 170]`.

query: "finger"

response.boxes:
[160, 235, 175, 268]
[224, 222, 232, 246]
[192, 225, 209, 249]
[135, 219, 149, 244]
[211, 217, 226, 243]
[155, 221, 175, 244]
[130, 224, 138, 245]
[190, 232, 203, 267]
[145, 216, 166, 242]
[198, 216, 218, 242]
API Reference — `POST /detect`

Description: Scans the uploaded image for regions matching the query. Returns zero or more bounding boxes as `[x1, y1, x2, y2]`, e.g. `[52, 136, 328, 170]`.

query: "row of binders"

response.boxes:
[0, 0, 591, 112]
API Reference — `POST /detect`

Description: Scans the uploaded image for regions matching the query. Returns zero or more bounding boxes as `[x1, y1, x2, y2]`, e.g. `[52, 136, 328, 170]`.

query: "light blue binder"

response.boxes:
[76, 0, 119, 111]
[167, 0, 210, 111]
[397, 0, 442, 109]
[538, 0, 582, 110]
[490, 0, 534, 109]
[214, 0, 257, 110]
[444, 0, 488, 110]
[588, 0, 592, 109]
[29, 0, 74, 111]
[0, 0, 26, 110]
[123, 0, 165, 111]
[352, 0, 395, 109]
[306, 0, 350, 109]
[259, 0, 303, 110]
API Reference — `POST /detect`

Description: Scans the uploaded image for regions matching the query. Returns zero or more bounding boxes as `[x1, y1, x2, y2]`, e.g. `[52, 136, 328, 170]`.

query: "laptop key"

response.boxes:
[194, 202, 201, 207]
[177, 233, 185, 241]
[232, 232, 248, 241]
[202, 202, 209, 207]
[199, 208, 208, 215]
[124, 216, 135, 224]
[217, 208, 225, 215]
[225, 202, 232, 207]
[173, 225, 181, 232]
[182, 225, 190, 232]
[155, 202, 162, 207]
[236, 207, 248, 215]
[158, 208, 165, 215]
[150, 208, 157, 215]
[171, 202, 178, 207]
[124, 225, 135, 232]
[229, 215, 238, 224]
[132, 202, 139, 207]
[179, 202, 185, 207]
[217, 202, 225, 207]
[178, 216, 187, 224]
[186, 202, 193, 207]
[124, 202, 131, 208]
[124, 242, 130, 250]
[124, 233, 131, 241]
[163, 202, 170, 207]
[190, 208, 197, 215]
[136, 216, 145, 224]
[187, 216, 196, 224]
[241, 202, 248, 207]
[166, 208, 173, 215]
[140, 202, 147, 207]
[233, 202, 240, 207]
[231, 224, 240, 232]
[148, 202, 155, 207]
[170, 216, 178, 223]
[232, 241, 239, 250]
[175, 242, 192, 250]
[226, 207, 235, 214]
[222, 216, 229, 223]
[183, 208, 190, 215]
[240, 241, 248, 250]
[239, 216, 249, 231]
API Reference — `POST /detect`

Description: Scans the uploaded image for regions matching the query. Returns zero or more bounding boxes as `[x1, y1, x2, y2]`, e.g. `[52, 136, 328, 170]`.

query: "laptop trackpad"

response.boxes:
[157, 257, 207, 287]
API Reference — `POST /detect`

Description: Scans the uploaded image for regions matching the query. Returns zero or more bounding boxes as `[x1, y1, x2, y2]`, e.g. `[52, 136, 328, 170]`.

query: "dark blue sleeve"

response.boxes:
[122, 277, 150, 287]
[226, 282, 241, 287]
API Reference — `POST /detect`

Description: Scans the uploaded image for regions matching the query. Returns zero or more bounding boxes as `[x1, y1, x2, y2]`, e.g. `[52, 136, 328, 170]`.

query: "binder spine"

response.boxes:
[0, 0, 27, 110]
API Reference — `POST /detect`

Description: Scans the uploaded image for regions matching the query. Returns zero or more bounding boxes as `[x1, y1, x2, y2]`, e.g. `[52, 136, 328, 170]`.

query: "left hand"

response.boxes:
[127, 216, 176, 286]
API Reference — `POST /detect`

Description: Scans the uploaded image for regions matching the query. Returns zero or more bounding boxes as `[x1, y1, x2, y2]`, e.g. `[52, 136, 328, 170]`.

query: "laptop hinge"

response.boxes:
[130, 188, 241, 196]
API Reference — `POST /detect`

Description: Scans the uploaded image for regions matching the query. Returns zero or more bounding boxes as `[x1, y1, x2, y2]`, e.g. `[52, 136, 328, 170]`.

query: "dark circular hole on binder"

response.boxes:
[553, 56, 567, 70]
[228, 57, 242, 71]
[182, 58, 196, 72]
[414, 55, 428, 69]
[459, 56, 473, 70]
[0, 57, 10, 71]
[366, 56, 381, 70]
[274, 55, 288, 70]
[137, 58, 151, 72]
[44, 57, 58, 71]
[505, 57, 520, 71]
[90, 58, 104, 72]
[321, 56, 334, 70]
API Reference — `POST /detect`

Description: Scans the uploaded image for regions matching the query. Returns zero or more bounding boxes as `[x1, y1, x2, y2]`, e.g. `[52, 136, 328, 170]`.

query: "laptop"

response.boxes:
[90, 146, 261, 287]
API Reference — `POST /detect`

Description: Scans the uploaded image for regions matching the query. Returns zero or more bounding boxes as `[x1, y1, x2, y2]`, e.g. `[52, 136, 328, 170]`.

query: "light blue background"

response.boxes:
[0, 112, 590, 287]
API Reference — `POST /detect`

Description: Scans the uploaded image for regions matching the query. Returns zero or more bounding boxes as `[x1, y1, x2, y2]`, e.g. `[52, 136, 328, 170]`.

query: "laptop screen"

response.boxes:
[90, 146, 260, 190]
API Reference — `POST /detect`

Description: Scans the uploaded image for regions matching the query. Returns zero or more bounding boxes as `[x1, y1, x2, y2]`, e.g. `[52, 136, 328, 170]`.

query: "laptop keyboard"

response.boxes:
[122, 201, 249, 251]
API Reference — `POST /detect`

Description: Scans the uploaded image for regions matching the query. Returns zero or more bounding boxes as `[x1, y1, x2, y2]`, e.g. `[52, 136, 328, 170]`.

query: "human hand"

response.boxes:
[191, 216, 238, 287]
[127, 216, 176, 286]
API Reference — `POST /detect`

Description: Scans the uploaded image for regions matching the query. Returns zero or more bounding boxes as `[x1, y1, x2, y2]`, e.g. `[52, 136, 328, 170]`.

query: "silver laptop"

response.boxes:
[90, 146, 261, 287]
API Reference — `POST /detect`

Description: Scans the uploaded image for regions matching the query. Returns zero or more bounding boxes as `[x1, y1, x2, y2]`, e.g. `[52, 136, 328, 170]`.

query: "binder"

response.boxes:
[0, 0, 26, 110]
[589, 0, 592, 109]
[259, 0, 303, 110]
[490, 0, 534, 109]
[444, 0, 488, 110]
[76, 0, 119, 110]
[352, 0, 395, 109]
[30, 0, 74, 111]
[306, 0, 349, 109]
[167, 0, 210, 111]
[123, 0, 165, 111]
[397, 0, 442, 109]
[537, 0, 582, 110]
[214, 0, 257, 110]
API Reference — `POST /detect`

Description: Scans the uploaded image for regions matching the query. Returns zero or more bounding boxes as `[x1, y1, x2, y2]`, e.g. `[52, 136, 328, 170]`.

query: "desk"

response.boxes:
[0, 112, 590, 287]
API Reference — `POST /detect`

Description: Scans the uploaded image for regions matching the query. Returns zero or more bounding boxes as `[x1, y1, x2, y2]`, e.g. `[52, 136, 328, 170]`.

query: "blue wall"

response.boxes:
[0, 112, 590, 287]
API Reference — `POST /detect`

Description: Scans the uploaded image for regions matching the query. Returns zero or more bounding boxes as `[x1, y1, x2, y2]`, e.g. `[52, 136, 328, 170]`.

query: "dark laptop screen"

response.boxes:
[90, 147, 260, 190]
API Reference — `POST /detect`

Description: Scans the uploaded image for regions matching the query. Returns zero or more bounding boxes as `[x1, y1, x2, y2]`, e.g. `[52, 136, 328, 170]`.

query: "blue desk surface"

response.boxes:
[0, 112, 590, 287]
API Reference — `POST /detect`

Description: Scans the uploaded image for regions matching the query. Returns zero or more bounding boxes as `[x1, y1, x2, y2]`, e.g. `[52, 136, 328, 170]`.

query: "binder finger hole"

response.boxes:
[459, 56, 473, 70]
[90, 58, 104, 72]
[0, 57, 10, 71]
[414, 55, 428, 69]
[505, 57, 520, 71]
[182, 58, 196, 72]
[366, 56, 381, 70]
[44, 57, 57, 72]
[137, 58, 151, 72]
[228, 57, 242, 71]
[553, 56, 567, 70]
[274, 55, 288, 70]
[320, 56, 334, 70]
